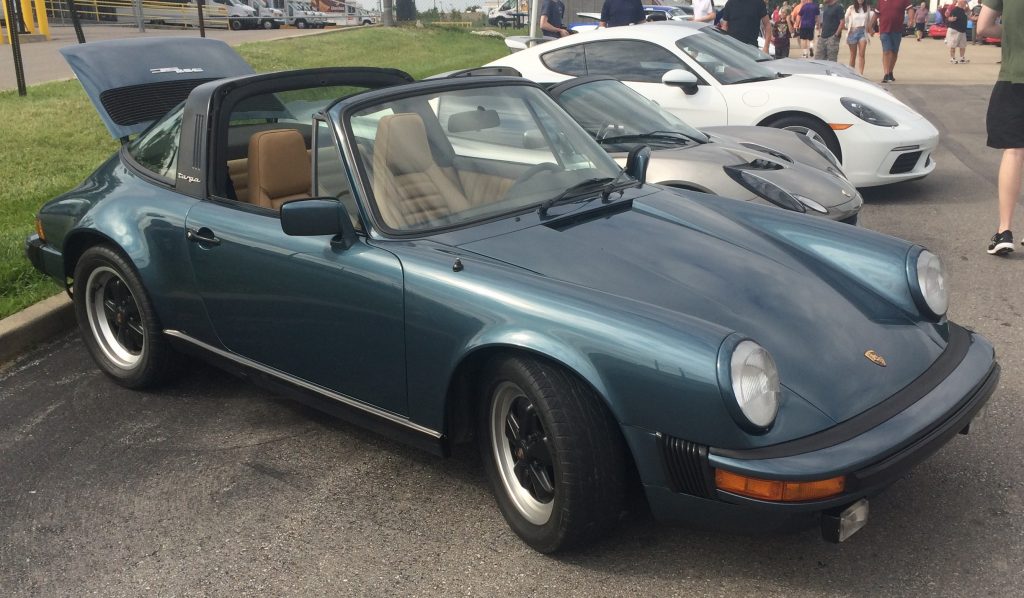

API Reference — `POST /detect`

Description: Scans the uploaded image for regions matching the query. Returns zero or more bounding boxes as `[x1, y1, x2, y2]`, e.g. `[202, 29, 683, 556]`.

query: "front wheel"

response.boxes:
[296, 19, 307, 29]
[262, 19, 274, 30]
[229, 18, 243, 31]
[479, 355, 628, 553]
[73, 245, 176, 389]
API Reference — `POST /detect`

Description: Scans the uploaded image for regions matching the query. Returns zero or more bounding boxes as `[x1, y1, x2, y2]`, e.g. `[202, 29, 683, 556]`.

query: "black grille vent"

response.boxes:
[192, 114, 205, 169]
[99, 79, 217, 127]
[659, 434, 714, 497]
[889, 151, 922, 174]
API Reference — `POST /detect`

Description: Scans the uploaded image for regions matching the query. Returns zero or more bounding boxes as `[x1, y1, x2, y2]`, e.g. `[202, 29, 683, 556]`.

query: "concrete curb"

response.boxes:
[0, 294, 75, 364]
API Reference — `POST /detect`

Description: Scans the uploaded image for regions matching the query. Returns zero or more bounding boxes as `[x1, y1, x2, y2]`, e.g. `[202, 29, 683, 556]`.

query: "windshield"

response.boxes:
[702, 25, 774, 62]
[675, 30, 778, 84]
[340, 85, 623, 233]
[555, 79, 707, 149]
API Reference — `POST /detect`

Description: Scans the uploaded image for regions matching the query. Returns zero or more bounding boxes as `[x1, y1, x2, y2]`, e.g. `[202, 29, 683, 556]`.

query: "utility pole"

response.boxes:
[382, 0, 393, 25]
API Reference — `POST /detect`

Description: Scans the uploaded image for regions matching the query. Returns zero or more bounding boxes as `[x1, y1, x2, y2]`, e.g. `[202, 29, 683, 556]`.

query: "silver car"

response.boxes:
[547, 76, 863, 224]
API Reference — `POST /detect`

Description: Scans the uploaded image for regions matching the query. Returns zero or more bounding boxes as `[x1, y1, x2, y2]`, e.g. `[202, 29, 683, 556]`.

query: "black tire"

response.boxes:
[73, 245, 176, 389]
[479, 355, 627, 553]
[765, 114, 843, 164]
[229, 19, 243, 31]
[296, 19, 307, 29]
[262, 19, 274, 30]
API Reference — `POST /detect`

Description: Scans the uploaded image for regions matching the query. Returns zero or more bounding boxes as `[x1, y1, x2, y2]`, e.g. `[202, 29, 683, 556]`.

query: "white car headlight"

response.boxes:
[840, 97, 899, 128]
[910, 249, 948, 319]
[729, 340, 780, 429]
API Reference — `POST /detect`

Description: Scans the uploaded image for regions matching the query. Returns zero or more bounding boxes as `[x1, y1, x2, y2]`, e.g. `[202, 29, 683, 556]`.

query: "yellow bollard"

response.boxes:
[20, 0, 37, 34]
[34, 0, 49, 38]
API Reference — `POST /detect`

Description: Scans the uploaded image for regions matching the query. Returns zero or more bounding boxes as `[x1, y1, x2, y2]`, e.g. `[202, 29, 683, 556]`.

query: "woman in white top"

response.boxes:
[845, 0, 873, 74]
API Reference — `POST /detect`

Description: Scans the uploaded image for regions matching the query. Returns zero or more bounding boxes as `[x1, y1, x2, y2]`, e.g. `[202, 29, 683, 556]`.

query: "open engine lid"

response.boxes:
[61, 37, 255, 140]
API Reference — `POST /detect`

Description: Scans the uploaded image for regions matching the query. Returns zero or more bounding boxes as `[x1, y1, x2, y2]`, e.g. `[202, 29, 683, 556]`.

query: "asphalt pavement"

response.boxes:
[2, 83, 1023, 596]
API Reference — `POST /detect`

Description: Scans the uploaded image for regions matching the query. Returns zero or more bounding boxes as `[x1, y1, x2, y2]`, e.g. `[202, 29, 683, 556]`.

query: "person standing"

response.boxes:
[970, 0, 983, 43]
[815, 0, 845, 61]
[980, 1, 1022, 254]
[773, 4, 793, 58]
[797, 0, 820, 57]
[719, 0, 771, 53]
[946, 0, 970, 63]
[846, 0, 872, 74]
[693, 0, 717, 23]
[539, 0, 570, 38]
[914, 2, 928, 40]
[875, 0, 914, 83]
[599, 0, 644, 27]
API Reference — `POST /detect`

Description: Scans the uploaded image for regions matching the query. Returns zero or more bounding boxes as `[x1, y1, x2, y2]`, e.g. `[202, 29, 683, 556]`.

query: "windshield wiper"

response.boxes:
[599, 130, 694, 145]
[731, 74, 780, 84]
[538, 177, 612, 215]
[537, 171, 638, 216]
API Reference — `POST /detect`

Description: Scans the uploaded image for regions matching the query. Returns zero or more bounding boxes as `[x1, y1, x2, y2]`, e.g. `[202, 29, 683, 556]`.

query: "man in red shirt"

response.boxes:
[874, 0, 916, 83]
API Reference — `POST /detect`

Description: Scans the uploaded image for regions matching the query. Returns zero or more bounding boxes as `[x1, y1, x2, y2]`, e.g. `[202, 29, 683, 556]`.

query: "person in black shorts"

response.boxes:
[980, 0, 1024, 255]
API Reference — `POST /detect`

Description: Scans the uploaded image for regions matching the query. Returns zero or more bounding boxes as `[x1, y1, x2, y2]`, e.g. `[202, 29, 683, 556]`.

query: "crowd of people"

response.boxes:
[711, 0, 993, 82]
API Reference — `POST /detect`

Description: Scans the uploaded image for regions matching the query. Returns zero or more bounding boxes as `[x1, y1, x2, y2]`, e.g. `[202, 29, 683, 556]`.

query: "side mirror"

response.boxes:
[662, 69, 699, 95]
[625, 145, 651, 185]
[280, 198, 358, 249]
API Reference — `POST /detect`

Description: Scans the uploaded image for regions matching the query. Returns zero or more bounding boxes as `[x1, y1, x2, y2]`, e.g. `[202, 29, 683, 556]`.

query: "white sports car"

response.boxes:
[490, 22, 939, 188]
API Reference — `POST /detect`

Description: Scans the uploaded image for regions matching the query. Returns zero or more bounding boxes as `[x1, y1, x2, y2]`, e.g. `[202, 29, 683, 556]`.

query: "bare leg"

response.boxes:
[857, 40, 867, 74]
[890, 50, 899, 76]
[997, 148, 1024, 233]
[882, 50, 893, 75]
[848, 43, 857, 69]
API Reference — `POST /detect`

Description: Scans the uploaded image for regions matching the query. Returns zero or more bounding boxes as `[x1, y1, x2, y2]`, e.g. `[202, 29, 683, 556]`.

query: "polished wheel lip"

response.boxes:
[490, 381, 554, 526]
[85, 266, 145, 370]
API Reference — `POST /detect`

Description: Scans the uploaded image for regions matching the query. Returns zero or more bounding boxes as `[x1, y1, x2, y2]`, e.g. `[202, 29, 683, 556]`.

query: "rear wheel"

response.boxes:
[229, 18, 243, 31]
[73, 245, 176, 389]
[479, 355, 627, 553]
[766, 114, 843, 164]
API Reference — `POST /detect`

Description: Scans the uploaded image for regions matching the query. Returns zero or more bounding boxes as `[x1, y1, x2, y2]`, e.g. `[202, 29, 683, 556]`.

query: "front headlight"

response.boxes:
[727, 340, 780, 430]
[726, 168, 805, 213]
[909, 249, 948, 319]
[840, 97, 899, 128]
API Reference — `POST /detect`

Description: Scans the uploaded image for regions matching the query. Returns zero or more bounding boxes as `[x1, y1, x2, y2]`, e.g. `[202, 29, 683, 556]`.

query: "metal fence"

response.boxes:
[45, 0, 235, 29]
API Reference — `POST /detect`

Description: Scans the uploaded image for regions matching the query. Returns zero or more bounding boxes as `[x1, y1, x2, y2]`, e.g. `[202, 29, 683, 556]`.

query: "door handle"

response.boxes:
[186, 228, 221, 246]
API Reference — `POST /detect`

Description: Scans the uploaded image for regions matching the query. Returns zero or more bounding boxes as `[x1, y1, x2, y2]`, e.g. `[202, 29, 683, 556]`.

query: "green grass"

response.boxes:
[0, 27, 509, 319]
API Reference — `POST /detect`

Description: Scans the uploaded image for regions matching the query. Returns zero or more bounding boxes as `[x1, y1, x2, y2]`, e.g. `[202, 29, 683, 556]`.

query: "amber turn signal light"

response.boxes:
[829, 123, 854, 131]
[35, 217, 46, 243]
[715, 469, 845, 502]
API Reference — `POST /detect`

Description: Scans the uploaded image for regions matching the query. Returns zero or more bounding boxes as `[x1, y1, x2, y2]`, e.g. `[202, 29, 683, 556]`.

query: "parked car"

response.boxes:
[929, 23, 948, 39]
[539, 73, 862, 223]
[490, 21, 940, 188]
[33, 37, 997, 553]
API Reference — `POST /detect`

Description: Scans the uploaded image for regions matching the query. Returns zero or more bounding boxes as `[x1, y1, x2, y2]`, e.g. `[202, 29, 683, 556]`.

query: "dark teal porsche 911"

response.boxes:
[26, 38, 998, 553]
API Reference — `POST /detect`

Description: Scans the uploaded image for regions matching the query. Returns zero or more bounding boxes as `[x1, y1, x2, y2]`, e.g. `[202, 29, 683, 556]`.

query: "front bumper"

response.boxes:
[627, 324, 998, 526]
[836, 118, 939, 188]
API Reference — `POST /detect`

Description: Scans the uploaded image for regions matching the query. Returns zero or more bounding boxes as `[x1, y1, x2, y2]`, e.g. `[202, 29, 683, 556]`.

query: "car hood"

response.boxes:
[61, 37, 254, 139]
[766, 58, 868, 82]
[614, 139, 860, 215]
[457, 190, 942, 423]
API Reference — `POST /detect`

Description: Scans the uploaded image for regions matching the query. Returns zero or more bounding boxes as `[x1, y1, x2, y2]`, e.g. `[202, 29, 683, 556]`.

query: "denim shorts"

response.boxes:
[848, 27, 866, 44]
[880, 31, 902, 53]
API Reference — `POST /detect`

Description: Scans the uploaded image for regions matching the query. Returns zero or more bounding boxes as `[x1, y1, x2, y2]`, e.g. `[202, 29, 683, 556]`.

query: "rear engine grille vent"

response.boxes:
[100, 79, 217, 127]
[659, 434, 714, 498]
[889, 151, 922, 175]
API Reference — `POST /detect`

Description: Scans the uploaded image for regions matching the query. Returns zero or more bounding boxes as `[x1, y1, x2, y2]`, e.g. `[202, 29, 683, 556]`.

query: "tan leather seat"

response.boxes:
[247, 129, 311, 210]
[371, 113, 471, 229]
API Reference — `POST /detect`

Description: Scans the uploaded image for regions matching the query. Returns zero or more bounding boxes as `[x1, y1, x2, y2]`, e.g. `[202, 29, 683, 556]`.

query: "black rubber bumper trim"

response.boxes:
[712, 323, 972, 461]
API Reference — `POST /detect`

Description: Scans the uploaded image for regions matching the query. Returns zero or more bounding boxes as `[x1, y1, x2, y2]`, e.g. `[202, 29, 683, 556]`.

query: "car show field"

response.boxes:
[1, 22, 1022, 596]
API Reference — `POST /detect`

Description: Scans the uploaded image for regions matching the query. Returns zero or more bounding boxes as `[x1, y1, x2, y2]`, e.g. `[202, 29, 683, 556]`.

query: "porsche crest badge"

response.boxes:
[864, 350, 887, 367]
